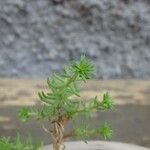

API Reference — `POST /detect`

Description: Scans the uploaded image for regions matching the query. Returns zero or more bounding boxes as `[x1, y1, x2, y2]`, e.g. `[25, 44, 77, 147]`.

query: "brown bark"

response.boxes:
[52, 122, 64, 150]
[53, 142, 61, 150]
[44, 115, 71, 150]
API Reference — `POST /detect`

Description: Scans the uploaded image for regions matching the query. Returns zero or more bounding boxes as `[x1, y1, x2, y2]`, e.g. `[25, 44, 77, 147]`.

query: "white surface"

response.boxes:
[44, 141, 150, 150]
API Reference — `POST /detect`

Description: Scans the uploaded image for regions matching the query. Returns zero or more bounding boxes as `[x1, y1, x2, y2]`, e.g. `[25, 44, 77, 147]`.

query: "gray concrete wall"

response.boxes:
[0, 0, 150, 79]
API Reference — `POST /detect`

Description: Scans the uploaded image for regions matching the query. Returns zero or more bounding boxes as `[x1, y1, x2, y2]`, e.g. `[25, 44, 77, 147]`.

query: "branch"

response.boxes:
[42, 124, 54, 134]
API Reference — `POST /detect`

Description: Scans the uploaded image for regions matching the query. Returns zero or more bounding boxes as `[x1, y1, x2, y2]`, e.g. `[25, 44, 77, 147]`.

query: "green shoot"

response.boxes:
[0, 134, 43, 150]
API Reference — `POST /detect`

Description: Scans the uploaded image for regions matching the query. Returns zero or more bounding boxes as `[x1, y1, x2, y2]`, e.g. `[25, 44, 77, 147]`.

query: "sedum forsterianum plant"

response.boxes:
[19, 56, 113, 150]
[0, 134, 42, 150]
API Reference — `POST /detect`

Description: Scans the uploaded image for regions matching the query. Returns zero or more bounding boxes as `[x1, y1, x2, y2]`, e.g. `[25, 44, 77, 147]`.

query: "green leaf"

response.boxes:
[18, 107, 30, 122]
[70, 56, 94, 81]
[73, 125, 90, 143]
[101, 93, 113, 110]
[38, 92, 54, 105]
[99, 123, 113, 139]
[64, 100, 80, 117]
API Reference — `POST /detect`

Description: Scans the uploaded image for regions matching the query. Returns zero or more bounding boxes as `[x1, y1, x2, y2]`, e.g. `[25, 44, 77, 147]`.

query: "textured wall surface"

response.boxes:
[0, 0, 150, 78]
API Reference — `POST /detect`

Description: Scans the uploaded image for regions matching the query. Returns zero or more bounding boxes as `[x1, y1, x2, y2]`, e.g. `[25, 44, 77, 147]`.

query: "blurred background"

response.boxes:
[0, 0, 150, 148]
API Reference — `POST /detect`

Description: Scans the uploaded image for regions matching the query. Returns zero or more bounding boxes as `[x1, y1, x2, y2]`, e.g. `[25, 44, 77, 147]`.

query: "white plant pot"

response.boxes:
[43, 141, 149, 150]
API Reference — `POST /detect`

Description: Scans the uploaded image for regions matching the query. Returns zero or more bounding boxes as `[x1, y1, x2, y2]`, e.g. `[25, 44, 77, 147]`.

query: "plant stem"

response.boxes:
[52, 121, 64, 150]
[53, 142, 61, 150]
[51, 74, 77, 150]
[65, 74, 77, 87]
